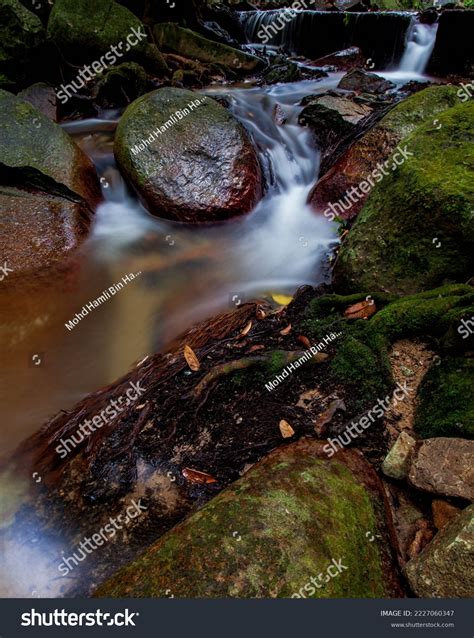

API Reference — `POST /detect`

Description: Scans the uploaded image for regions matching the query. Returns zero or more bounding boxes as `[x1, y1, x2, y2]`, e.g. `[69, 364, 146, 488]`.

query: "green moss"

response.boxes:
[415, 356, 474, 439]
[95, 441, 393, 598]
[335, 100, 474, 294]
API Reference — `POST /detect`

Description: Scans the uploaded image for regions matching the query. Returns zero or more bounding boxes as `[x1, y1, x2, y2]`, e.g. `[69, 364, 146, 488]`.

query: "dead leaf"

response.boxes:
[314, 399, 346, 436]
[182, 467, 217, 484]
[296, 388, 322, 408]
[184, 345, 200, 371]
[240, 321, 253, 337]
[256, 306, 267, 320]
[297, 335, 311, 349]
[248, 344, 265, 352]
[344, 300, 377, 320]
[279, 419, 295, 439]
[280, 324, 292, 336]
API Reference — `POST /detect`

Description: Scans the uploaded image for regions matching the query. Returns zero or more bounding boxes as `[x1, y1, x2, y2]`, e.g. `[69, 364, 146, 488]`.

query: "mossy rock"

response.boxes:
[0, 0, 46, 86]
[114, 87, 262, 222]
[414, 356, 474, 439]
[95, 440, 402, 598]
[48, 0, 168, 75]
[153, 22, 262, 72]
[96, 62, 147, 106]
[334, 100, 474, 295]
[299, 284, 474, 410]
[310, 85, 460, 217]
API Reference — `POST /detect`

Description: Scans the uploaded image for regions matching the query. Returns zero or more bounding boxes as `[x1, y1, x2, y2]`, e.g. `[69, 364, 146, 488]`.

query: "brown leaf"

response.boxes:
[343, 300, 377, 320]
[280, 324, 292, 336]
[248, 344, 265, 352]
[184, 345, 200, 371]
[240, 320, 253, 337]
[182, 467, 217, 484]
[297, 335, 311, 349]
[256, 306, 267, 320]
[314, 399, 346, 436]
[279, 419, 295, 439]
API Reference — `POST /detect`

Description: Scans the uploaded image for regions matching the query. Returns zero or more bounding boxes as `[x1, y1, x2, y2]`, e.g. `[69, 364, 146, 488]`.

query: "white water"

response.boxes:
[398, 18, 438, 75]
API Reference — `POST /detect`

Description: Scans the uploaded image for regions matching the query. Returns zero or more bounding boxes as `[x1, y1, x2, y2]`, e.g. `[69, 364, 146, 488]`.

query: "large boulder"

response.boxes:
[95, 440, 402, 598]
[114, 87, 263, 222]
[408, 438, 474, 501]
[48, 0, 168, 75]
[153, 22, 262, 73]
[405, 505, 474, 598]
[309, 85, 460, 220]
[0, 89, 101, 279]
[333, 99, 474, 295]
[0, 0, 47, 88]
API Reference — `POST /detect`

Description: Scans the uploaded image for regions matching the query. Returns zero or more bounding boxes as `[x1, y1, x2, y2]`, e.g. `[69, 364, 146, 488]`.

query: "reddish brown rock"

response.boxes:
[432, 499, 462, 531]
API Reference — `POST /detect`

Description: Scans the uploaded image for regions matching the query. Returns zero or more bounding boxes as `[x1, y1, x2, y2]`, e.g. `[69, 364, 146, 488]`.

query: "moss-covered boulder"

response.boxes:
[48, 0, 168, 75]
[95, 62, 147, 107]
[0, 90, 101, 279]
[415, 357, 474, 439]
[0, 0, 47, 88]
[95, 439, 402, 598]
[153, 22, 262, 73]
[309, 85, 460, 218]
[114, 87, 262, 222]
[333, 100, 474, 295]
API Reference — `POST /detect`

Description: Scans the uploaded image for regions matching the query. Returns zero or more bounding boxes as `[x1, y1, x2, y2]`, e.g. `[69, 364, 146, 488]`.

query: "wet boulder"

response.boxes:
[310, 85, 459, 221]
[95, 62, 148, 107]
[333, 98, 474, 295]
[337, 69, 395, 95]
[48, 0, 168, 76]
[0, 0, 47, 88]
[405, 505, 474, 598]
[312, 46, 365, 71]
[114, 87, 263, 222]
[0, 89, 101, 280]
[95, 440, 402, 598]
[153, 22, 263, 73]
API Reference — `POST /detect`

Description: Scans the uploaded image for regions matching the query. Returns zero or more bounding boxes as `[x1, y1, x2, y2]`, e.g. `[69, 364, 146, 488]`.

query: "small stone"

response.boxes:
[432, 499, 461, 531]
[382, 431, 417, 480]
[400, 365, 415, 377]
[409, 438, 474, 500]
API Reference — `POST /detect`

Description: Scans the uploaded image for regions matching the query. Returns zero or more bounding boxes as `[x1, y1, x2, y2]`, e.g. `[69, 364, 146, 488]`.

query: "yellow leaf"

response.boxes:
[240, 321, 253, 337]
[272, 294, 293, 306]
[279, 419, 295, 439]
[184, 345, 200, 371]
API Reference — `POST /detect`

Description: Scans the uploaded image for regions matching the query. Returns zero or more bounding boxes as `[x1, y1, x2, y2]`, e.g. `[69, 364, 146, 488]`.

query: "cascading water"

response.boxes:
[398, 18, 438, 75]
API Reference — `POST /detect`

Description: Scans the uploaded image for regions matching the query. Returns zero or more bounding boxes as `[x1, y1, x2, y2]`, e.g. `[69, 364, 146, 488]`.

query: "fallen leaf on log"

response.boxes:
[343, 300, 377, 320]
[280, 324, 292, 336]
[182, 467, 217, 484]
[279, 419, 295, 439]
[184, 345, 200, 371]
[272, 293, 293, 306]
[297, 335, 311, 349]
[240, 321, 253, 337]
[314, 399, 346, 436]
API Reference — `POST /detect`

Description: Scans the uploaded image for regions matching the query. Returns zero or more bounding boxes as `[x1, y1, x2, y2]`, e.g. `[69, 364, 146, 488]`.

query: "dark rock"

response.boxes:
[338, 68, 396, 95]
[17, 82, 57, 120]
[95, 62, 148, 107]
[114, 87, 263, 222]
[263, 58, 301, 84]
[429, 9, 474, 75]
[312, 46, 364, 71]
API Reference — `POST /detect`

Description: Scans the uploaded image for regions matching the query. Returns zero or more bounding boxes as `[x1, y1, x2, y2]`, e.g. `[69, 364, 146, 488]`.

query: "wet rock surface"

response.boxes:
[337, 68, 396, 95]
[114, 87, 263, 222]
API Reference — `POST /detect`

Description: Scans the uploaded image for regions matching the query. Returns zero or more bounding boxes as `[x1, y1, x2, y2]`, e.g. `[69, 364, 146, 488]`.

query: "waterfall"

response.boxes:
[398, 18, 438, 74]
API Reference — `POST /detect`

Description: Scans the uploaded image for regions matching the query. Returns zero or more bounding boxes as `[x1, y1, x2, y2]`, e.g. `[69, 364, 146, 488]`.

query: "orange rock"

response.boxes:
[432, 499, 461, 531]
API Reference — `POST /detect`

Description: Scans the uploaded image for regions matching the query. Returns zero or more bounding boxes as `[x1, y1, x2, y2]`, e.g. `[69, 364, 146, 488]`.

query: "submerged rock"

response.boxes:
[408, 438, 474, 501]
[0, 89, 101, 278]
[333, 99, 474, 295]
[405, 505, 474, 598]
[310, 85, 459, 220]
[153, 22, 262, 73]
[338, 69, 395, 95]
[114, 87, 262, 222]
[95, 439, 402, 598]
